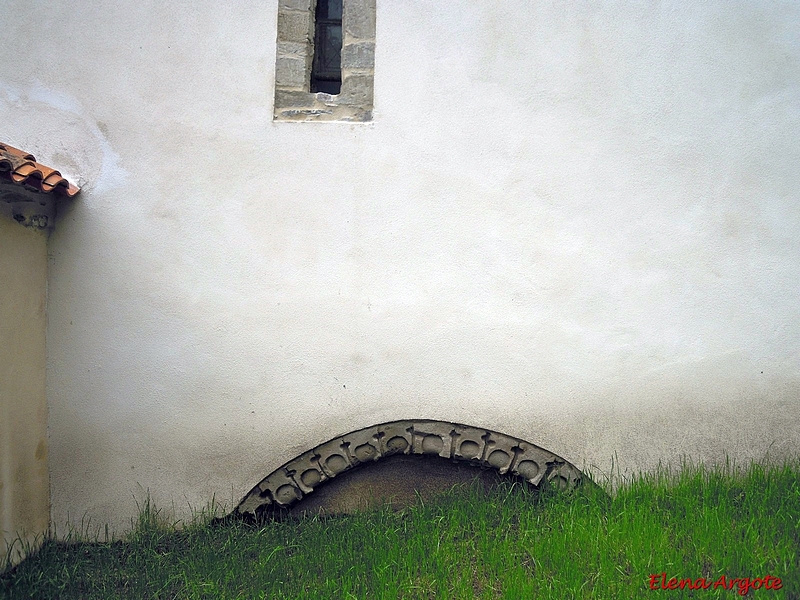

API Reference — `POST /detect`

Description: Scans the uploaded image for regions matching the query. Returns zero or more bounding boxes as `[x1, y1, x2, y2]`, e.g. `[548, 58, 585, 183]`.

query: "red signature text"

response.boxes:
[648, 573, 782, 595]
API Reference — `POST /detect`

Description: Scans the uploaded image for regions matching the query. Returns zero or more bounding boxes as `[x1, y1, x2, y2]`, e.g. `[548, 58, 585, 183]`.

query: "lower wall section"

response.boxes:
[43, 369, 800, 540]
[0, 217, 49, 570]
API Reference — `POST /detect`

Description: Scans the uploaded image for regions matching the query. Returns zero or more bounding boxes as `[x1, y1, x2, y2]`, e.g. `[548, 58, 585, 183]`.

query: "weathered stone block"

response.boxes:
[343, 0, 376, 39]
[284, 449, 329, 494]
[481, 431, 522, 475]
[274, 89, 317, 109]
[258, 467, 303, 507]
[275, 55, 308, 88]
[339, 107, 372, 122]
[339, 74, 373, 106]
[237, 487, 271, 515]
[279, 0, 313, 11]
[313, 437, 354, 478]
[547, 463, 583, 490]
[451, 426, 490, 465]
[277, 10, 312, 43]
[341, 41, 374, 69]
[338, 425, 384, 465]
[509, 444, 559, 486]
[276, 107, 334, 120]
[376, 420, 414, 456]
[409, 421, 456, 459]
[277, 41, 308, 58]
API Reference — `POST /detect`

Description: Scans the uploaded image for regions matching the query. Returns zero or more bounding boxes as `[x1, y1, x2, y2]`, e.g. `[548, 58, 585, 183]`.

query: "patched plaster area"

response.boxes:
[0, 81, 126, 193]
[237, 420, 583, 517]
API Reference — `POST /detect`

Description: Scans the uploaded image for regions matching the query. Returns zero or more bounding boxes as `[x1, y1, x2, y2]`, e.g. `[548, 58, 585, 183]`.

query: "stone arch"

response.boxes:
[236, 420, 584, 517]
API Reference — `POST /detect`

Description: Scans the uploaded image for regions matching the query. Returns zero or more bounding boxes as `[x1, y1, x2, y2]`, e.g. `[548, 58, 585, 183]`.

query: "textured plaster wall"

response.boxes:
[1, 1, 799, 534]
[0, 217, 49, 567]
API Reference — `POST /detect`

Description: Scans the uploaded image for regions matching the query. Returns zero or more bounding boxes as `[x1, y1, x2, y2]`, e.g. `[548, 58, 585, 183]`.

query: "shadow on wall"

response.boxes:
[235, 420, 586, 519]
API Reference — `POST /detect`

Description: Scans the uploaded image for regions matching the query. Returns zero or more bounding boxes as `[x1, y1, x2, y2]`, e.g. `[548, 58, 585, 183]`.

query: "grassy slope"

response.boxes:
[2, 460, 799, 599]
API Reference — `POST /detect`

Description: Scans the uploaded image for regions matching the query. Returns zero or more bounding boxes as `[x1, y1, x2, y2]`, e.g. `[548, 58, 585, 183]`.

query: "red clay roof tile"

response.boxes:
[0, 142, 80, 197]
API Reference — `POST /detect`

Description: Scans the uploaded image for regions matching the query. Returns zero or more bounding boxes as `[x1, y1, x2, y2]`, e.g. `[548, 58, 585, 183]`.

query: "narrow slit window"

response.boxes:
[310, 0, 343, 94]
[273, 0, 374, 121]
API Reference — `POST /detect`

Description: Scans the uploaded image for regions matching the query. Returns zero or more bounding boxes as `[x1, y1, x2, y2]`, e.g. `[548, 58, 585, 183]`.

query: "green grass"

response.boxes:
[2, 460, 799, 599]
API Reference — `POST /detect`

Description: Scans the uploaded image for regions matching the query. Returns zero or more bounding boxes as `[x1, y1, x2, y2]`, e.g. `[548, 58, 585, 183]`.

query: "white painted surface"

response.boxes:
[1, 1, 798, 533]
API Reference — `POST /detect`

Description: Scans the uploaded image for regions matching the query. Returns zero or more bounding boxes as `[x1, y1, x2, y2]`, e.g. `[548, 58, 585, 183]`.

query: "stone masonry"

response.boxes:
[273, 0, 376, 122]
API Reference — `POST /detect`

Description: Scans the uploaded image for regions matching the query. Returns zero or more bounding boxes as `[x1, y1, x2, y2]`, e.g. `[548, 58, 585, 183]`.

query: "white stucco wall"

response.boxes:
[1, 1, 799, 534]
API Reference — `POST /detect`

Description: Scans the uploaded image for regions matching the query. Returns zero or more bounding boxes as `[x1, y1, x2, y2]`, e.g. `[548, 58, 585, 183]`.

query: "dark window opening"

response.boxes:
[310, 0, 342, 94]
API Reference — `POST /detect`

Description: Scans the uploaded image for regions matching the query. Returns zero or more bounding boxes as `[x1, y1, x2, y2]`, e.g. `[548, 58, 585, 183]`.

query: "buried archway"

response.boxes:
[236, 420, 585, 517]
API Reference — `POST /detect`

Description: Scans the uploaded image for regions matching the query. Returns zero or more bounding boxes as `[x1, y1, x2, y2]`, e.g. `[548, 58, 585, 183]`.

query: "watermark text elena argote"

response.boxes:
[648, 573, 782, 595]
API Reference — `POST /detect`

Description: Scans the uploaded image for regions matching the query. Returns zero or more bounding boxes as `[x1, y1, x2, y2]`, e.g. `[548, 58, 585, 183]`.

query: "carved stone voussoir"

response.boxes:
[236, 419, 584, 516]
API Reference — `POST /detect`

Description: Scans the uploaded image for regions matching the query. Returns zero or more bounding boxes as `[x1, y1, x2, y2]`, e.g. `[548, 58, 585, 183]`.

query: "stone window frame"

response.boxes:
[274, 0, 376, 122]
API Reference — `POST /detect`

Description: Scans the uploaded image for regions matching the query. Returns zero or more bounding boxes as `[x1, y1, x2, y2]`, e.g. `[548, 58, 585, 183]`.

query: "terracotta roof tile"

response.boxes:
[0, 142, 80, 197]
